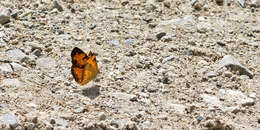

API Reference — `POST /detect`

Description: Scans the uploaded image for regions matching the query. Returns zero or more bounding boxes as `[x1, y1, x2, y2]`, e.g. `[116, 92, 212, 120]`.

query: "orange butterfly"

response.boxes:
[71, 47, 99, 85]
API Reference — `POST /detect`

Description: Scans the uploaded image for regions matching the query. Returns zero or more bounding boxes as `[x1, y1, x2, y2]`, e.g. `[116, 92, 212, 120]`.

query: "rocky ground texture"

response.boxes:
[0, 0, 260, 129]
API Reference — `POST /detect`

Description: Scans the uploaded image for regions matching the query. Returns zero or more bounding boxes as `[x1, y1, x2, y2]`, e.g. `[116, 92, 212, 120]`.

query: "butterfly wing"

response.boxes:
[71, 47, 99, 85]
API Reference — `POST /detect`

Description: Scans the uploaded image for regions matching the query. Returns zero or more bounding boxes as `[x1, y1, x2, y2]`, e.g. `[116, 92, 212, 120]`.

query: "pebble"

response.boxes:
[124, 38, 134, 45]
[52, 0, 63, 12]
[248, 42, 258, 47]
[10, 63, 27, 71]
[159, 76, 170, 84]
[147, 85, 158, 93]
[156, 32, 166, 40]
[218, 89, 254, 106]
[109, 40, 120, 46]
[216, 0, 224, 5]
[0, 63, 13, 72]
[251, 0, 259, 8]
[197, 22, 211, 33]
[237, 0, 246, 8]
[74, 107, 85, 113]
[217, 41, 226, 46]
[2, 78, 23, 87]
[205, 71, 217, 78]
[98, 112, 106, 121]
[0, 7, 10, 24]
[223, 71, 233, 78]
[167, 103, 187, 114]
[252, 25, 260, 33]
[201, 94, 221, 107]
[60, 114, 74, 121]
[111, 92, 137, 101]
[183, 49, 190, 55]
[0, 113, 19, 128]
[36, 57, 57, 69]
[6, 49, 26, 60]
[162, 55, 178, 63]
[218, 55, 254, 79]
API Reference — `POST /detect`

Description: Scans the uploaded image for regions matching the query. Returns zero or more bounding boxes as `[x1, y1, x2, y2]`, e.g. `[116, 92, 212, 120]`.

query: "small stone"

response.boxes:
[125, 38, 134, 45]
[248, 42, 258, 47]
[251, 0, 259, 8]
[191, 0, 198, 6]
[193, 2, 202, 11]
[217, 41, 226, 46]
[0, 7, 10, 24]
[147, 85, 158, 93]
[252, 25, 260, 33]
[10, 63, 27, 71]
[0, 63, 13, 72]
[224, 71, 233, 78]
[98, 112, 106, 121]
[197, 116, 204, 123]
[162, 55, 178, 63]
[74, 107, 85, 113]
[52, 1, 63, 11]
[183, 49, 190, 56]
[205, 71, 216, 78]
[111, 92, 137, 101]
[216, 0, 224, 5]
[237, 0, 246, 8]
[0, 113, 19, 128]
[109, 40, 120, 46]
[167, 104, 187, 114]
[218, 55, 253, 79]
[6, 49, 26, 60]
[197, 22, 211, 33]
[2, 79, 23, 87]
[258, 118, 260, 124]
[61, 114, 74, 121]
[32, 49, 42, 57]
[156, 32, 166, 40]
[201, 94, 221, 107]
[159, 76, 170, 84]
[36, 57, 57, 69]
[157, 114, 168, 120]
[239, 75, 250, 79]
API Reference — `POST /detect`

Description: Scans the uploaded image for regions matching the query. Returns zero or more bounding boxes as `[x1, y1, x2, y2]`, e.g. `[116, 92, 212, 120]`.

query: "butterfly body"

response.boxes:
[71, 47, 98, 85]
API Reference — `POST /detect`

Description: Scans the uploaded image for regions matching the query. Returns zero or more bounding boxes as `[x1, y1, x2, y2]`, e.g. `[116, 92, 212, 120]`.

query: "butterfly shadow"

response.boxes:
[81, 85, 101, 100]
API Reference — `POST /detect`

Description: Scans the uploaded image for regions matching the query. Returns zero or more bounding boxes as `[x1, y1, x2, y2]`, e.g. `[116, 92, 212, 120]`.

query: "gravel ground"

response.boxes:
[0, 0, 260, 129]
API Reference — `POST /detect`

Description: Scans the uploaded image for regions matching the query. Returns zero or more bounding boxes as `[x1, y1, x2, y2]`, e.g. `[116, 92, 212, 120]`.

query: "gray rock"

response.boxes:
[98, 112, 106, 121]
[52, 1, 63, 12]
[216, 0, 224, 5]
[191, 0, 198, 6]
[0, 7, 10, 24]
[125, 38, 134, 45]
[0, 63, 13, 72]
[6, 49, 26, 60]
[237, 0, 246, 8]
[2, 78, 23, 87]
[36, 57, 57, 69]
[10, 63, 27, 71]
[156, 32, 166, 40]
[162, 55, 179, 63]
[109, 40, 120, 46]
[147, 85, 158, 93]
[223, 71, 233, 78]
[197, 22, 212, 33]
[60, 113, 74, 121]
[217, 41, 226, 46]
[159, 15, 195, 26]
[0, 113, 19, 128]
[218, 55, 253, 79]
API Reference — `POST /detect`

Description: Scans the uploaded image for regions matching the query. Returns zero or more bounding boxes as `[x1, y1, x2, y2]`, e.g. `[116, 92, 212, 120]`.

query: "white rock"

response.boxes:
[0, 113, 19, 128]
[218, 55, 253, 78]
[6, 49, 26, 60]
[36, 57, 57, 69]
[167, 103, 187, 114]
[218, 89, 254, 106]
[10, 63, 27, 71]
[0, 63, 13, 72]
[110, 92, 137, 101]
[2, 78, 23, 87]
[201, 94, 221, 107]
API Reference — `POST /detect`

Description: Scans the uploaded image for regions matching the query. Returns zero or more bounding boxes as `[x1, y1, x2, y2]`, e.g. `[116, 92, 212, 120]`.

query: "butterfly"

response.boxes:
[71, 47, 99, 85]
